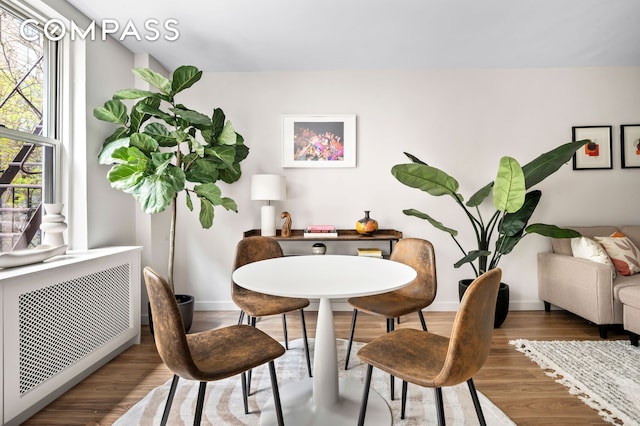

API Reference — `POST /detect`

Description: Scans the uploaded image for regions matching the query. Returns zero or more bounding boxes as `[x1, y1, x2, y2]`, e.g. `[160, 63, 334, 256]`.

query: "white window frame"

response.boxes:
[0, 0, 62, 202]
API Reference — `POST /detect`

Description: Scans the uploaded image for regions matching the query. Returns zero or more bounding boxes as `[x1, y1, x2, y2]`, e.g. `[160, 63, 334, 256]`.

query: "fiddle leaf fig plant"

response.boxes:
[94, 65, 248, 290]
[391, 140, 588, 277]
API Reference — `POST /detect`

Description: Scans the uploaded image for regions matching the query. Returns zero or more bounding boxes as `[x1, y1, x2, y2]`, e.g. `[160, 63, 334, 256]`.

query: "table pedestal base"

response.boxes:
[260, 377, 392, 425]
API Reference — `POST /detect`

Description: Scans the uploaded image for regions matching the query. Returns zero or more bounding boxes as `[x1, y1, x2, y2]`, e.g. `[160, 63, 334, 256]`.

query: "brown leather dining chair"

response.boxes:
[344, 237, 437, 398]
[144, 267, 285, 425]
[357, 268, 502, 426]
[232, 236, 312, 388]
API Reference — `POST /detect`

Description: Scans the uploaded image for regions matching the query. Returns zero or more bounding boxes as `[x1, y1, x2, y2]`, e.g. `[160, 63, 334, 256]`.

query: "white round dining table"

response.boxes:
[232, 254, 417, 425]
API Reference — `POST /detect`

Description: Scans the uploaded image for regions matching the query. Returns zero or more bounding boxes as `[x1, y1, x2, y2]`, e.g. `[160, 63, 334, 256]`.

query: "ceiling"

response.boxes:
[64, 0, 640, 72]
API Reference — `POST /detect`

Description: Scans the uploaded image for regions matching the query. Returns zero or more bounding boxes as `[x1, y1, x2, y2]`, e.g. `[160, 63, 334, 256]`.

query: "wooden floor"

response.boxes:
[22, 309, 630, 425]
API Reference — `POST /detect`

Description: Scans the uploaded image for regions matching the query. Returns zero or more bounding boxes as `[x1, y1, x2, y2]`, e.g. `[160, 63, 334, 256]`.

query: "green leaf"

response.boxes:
[150, 153, 179, 183]
[93, 99, 128, 125]
[495, 233, 523, 256]
[108, 164, 144, 191]
[402, 208, 458, 236]
[132, 175, 178, 213]
[130, 97, 160, 132]
[206, 145, 236, 166]
[218, 163, 242, 184]
[112, 89, 156, 100]
[212, 108, 225, 136]
[189, 135, 205, 157]
[391, 163, 460, 198]
[525, 224, 581, 238]
[454, 250, 491, 268]
[130, 132, 159, 154]
[193, 182, 222, 204]
[404, 152, 427, 165]
[132, 67, 172, 95]
[218, 121, 237, 145]
[220, 197, 238, 212]
[493, 156, 525, 213]
[98, 138, 130, 164]
[467, 182, 493, 208]
[171, 65, 202, 94]
[199, 198, 214, 228]
[136, 102, 175, 124]
[522, 140, 589, 189]
[185, 191, 193, 211]
[499, 190, 541, 236]
[186, 158, 220, 183]
[143, 123, 175, 146]
[170, 107, 212, 127]
[233, 140, 250, 163]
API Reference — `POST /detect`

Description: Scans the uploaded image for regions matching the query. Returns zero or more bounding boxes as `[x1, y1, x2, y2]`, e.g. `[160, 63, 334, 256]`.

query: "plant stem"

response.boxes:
[168, 194, 177, 292]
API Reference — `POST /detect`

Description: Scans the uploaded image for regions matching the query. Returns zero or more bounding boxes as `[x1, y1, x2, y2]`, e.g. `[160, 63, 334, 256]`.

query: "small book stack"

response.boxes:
[357, 247, 383, 258]
[304, 225, 338, 238]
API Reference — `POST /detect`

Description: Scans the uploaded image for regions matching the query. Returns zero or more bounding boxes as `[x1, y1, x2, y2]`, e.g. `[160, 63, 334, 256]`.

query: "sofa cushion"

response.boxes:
[595, 233, 640, 276]
[619, 285, 640, 307]
[571, 236, 617, 278]
[551, 226, 620, 256]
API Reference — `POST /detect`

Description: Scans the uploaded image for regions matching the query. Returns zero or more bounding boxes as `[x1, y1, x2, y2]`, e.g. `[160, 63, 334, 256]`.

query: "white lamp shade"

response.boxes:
[251, 174, 286, 201]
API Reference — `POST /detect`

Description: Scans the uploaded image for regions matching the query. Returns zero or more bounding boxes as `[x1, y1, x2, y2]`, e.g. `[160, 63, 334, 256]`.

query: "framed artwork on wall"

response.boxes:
[282, 114, 356, 168]
[621, 124, 640, 169]
[572, 125, 613, 170]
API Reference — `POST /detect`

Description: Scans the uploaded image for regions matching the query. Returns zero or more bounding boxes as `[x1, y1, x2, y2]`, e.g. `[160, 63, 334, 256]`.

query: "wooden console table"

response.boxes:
[243, 229, 403, 254]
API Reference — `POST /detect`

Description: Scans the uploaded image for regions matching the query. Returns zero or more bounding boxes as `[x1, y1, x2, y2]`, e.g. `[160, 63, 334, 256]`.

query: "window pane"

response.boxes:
[0, 9, 45, 134]
[0, 6, 55, 252]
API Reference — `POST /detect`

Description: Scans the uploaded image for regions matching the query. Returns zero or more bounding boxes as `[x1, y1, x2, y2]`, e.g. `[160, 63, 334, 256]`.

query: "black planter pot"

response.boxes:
[458, 279, 510, 328]
[149, 294, 195, 336]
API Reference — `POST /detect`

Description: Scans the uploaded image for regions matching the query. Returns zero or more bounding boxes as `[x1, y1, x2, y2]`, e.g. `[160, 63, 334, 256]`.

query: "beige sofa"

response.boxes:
[537, 225, 640, 339]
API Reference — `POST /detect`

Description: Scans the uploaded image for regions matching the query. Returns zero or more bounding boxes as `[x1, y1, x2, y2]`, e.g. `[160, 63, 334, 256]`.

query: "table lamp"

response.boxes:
[251, 174, 286, 236]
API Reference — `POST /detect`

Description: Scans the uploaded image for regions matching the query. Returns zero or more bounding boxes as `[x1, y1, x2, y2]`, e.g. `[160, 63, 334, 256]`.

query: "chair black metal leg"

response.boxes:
[247, 316, 257, 396]
[358, 364, 374, 426]
[282, 313, 289, 349]
[631, 332, 639, 346]
[300, 310, 312, 377]
[387, 318, 395, 400]
[401, 380, 408, 419]
[238, 310, 245, 325]
[467, 378, 486, 426]
[268, 361, 285, 426]
[241, 372, 249, 414]
[160, 375, 179, 426]
[418, 310, 427, 331]
[345, 309, 358, 370]
[193, 382, 207, 425]
[434, 387, 445, 426]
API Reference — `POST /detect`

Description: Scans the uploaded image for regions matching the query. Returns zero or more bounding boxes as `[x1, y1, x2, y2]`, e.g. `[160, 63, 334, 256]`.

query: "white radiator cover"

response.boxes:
[1, 246, 141, 425]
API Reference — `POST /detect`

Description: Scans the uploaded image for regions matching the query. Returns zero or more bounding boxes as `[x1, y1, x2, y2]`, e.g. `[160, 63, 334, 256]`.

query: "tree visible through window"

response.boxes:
[0, 5, 58, 252]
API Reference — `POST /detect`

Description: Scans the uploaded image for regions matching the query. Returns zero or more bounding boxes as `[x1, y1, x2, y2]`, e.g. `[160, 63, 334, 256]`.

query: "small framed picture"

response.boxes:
[282, 114, 356, 168]
[621, 124, 640, 169]
[572, 126, 613, 170]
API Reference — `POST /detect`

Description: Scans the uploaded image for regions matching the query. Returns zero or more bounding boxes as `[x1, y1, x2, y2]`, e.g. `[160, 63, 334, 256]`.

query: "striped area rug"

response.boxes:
[116, 338, 514, 425]
[511, 339, 640, 425]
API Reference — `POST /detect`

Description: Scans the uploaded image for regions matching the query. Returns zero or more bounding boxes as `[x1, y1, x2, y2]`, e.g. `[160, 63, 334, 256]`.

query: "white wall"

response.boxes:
[168, 67, 640, 312]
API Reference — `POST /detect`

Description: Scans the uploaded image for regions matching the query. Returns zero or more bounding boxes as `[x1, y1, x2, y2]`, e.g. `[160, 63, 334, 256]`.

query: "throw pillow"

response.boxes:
[571, 236, 617, 278]
[594, 232, 640, 276]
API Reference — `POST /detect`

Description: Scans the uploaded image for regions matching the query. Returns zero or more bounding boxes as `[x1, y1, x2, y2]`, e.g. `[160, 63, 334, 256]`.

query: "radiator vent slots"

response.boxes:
[18, 264, 131, 395]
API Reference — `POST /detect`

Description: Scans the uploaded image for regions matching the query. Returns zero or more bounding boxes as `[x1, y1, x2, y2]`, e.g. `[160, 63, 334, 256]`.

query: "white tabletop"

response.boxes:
[232, 254, 417, 299]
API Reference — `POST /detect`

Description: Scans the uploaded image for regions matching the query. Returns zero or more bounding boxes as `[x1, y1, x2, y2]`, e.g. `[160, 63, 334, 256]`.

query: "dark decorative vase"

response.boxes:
[149, 294, 195, 336]
[356, 210, 379, 235]
[458, 279, 509, 328]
